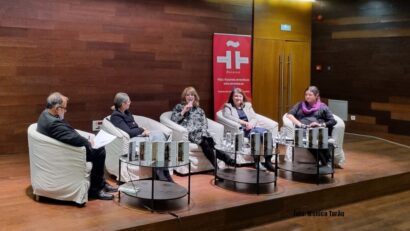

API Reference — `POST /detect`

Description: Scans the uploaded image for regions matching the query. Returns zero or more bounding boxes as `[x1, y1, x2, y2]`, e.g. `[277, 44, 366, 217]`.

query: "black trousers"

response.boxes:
[308, 148, 331, 165]
[86, 147, 106, 192]
[154, 167, 173, 181]
[199, 137, 232, 167]
[244, 132, 272, 164]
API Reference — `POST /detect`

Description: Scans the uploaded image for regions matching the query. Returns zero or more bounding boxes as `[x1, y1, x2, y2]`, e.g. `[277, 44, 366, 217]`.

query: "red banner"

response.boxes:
[213, 33, 252, 118]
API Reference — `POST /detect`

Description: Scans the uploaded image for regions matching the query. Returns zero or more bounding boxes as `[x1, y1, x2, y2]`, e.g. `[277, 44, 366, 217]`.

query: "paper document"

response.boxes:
[92, 130, 116, 149]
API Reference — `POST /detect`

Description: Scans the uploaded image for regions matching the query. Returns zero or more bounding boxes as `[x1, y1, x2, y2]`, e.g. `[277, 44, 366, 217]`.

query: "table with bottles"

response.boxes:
[117, 142, 191, 211]
[276, 126, 335, 184]
[214, 131, 277, 194]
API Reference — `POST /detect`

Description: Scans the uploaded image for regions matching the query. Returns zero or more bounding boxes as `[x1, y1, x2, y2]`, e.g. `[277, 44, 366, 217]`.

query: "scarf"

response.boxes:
[302, 99, 322, 115]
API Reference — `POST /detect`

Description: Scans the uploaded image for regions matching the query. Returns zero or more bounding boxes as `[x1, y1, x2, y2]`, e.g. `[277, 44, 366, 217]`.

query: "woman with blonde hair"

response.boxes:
[171, 86, 235, 168]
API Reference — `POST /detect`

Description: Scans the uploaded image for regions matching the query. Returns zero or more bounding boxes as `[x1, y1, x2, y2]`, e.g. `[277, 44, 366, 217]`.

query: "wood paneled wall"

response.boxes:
[253, 0, 312, 41]
[0, 0, 252, 154]
[311, 0, 410, 136]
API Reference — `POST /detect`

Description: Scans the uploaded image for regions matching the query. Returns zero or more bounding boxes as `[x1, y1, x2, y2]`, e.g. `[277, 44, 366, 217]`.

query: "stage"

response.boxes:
[0, 133, 409, 230]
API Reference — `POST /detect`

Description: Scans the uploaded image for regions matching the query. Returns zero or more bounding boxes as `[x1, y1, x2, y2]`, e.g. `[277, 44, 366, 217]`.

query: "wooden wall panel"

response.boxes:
[311, 0, 410, 136]
[254, 0, 312, 41]
[252, 1, 312, 123]
[0, 0, 252, 154]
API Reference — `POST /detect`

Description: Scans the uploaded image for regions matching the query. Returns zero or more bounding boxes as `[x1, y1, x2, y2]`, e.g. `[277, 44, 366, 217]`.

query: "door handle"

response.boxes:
[279, 54, 284, 118]
[287, 55, 292, 111]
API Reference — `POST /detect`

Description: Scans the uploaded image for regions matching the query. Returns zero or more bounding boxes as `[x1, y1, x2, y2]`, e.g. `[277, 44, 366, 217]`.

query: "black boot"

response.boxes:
[163, 168, 175, 183]
[319, 150, 331, 166]
[263, 155, 275, 172]
[155, 168, 167, 181]
[225, 156, 236, 167]
[217, 150, 235, 167]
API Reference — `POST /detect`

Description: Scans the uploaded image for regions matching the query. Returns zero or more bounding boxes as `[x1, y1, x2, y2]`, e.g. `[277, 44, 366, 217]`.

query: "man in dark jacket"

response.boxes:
[37, 92, 117, 200]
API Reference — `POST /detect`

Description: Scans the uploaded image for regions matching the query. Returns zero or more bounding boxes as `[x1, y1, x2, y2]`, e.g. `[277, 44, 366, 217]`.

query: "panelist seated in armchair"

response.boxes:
[110, 92, 174, 182]
[222, 87, 275, 172]
[37, 92, 117, 200]
[286, 86, 337, 168]
[171, 86, 235, 168]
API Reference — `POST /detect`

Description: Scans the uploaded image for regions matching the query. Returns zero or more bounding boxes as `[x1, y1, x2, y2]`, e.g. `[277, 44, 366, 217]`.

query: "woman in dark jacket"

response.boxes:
[287, 86, 337, 166]
[110, 92, 173, 182]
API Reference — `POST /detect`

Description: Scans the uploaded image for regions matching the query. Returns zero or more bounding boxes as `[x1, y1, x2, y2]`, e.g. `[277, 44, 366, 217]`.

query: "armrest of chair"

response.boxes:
[256, 114, 279, 137]
[216, 110, 241, 134]
[160, 112, 188, 142]
[36, 133, 88, 153]
[282, 113, 345, 146]
[101, 116, 129, 138]
[101, 116, 131, 156]
[282, 113, 295, 138]
[331, 115, 345, 148]
[134, 115, 172, 141]
[207, 118, 224, 146]
[38, 139, 87, 163]
[28, 124, 88, 175]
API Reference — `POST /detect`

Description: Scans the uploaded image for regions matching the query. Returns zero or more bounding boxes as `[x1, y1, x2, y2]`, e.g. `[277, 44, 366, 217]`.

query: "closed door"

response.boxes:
[253, 39, 310, 122]
[282, 41, 310, 115]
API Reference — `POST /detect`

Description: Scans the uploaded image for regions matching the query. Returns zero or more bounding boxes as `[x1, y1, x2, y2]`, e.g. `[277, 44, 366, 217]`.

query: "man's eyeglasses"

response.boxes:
[58, 106, 67, 111]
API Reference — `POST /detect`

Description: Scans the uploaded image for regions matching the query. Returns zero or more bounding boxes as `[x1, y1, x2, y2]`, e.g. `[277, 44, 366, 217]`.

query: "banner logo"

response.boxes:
[213, 34, 252, 118]
[216, 50, 249, 70]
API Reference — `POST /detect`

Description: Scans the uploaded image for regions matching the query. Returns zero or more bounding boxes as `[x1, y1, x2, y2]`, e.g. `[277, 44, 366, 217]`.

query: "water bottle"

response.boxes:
[279, 127, 287, 144]
[235, 128, 244, 152]
[225, 132, 232, 151]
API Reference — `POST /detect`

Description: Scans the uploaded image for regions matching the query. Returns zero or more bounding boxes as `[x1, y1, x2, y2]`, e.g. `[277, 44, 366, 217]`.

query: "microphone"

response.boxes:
[188, 99, 194, 111]
[184, 99, 194, 115]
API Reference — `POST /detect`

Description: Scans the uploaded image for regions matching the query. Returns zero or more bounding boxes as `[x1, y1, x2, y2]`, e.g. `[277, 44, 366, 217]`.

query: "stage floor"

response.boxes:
[0, 134, 409, 230]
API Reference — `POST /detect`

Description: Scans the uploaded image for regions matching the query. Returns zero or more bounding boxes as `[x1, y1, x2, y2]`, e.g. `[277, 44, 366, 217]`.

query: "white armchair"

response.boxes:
[101, 115, 173, 182]
[216, 110, 279, 137]
[27, 123, 92, 205]
[282, 113, 345, 166]
[160, 111, 225, 174]
[216, 110, 279, 164]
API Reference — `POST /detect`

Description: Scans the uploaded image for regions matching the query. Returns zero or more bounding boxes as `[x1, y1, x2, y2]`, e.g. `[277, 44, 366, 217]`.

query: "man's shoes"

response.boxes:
[104, 183, 118, 193]
[89, 190, 114, 200]
[263, 161, 275, 172]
